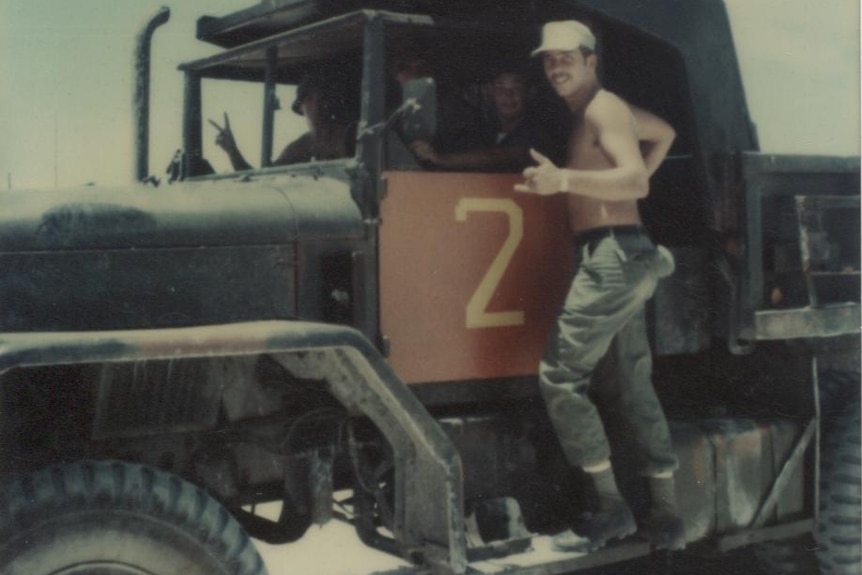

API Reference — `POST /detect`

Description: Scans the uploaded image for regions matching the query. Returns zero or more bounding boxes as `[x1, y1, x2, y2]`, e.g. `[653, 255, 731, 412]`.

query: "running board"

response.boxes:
[465, 536, 651, 574]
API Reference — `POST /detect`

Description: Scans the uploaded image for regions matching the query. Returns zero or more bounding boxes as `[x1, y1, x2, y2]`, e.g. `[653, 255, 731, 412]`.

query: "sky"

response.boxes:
[0, 0, 859, 190]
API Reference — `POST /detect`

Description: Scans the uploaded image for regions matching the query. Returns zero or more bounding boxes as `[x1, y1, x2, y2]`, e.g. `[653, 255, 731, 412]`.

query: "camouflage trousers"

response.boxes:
[539, 229, 679, 476]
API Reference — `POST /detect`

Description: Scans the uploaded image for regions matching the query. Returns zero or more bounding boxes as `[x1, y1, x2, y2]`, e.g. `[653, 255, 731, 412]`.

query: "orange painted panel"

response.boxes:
[380, 171, 573, 384]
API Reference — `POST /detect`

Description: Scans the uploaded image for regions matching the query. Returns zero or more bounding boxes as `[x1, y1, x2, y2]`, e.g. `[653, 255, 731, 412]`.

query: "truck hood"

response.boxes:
[0, 174, 363, 252]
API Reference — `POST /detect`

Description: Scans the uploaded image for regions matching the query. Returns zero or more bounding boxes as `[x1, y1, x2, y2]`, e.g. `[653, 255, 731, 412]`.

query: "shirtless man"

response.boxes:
[515, 20, 684, 553]
[212, 73, 353, 171]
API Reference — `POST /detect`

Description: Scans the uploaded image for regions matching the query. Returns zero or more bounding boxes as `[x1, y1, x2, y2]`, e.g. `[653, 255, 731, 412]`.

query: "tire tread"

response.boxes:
[816, 384, 861, 575]
[0, 460, 267, 575]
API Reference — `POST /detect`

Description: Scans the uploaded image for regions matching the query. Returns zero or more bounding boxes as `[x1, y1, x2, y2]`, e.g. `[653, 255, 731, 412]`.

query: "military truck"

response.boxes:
[0, 1, 858, 574]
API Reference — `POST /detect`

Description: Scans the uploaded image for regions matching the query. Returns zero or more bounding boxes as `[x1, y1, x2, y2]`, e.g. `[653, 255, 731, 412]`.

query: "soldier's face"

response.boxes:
[492, 73, 527, 122]
[301, 91, 321, 130]
[542, 49, 595, 98]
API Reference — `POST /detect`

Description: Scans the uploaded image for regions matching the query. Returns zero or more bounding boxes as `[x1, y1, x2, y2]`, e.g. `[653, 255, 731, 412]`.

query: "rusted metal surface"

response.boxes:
[465, 538, 652, 575]
[699, 417, 809, 534]
[795, 194, 860, 307]
[310, 447, 335, 525]
[669, 421, 716, 542]
[750, 419, 816, 528]
[722, 152, 860, 348]
[755, 304, 861, 340]
[716, 518, 815, 553]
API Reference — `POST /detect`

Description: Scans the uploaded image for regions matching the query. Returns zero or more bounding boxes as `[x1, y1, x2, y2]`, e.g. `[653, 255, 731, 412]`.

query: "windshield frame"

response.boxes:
[179, 10, 377, 179]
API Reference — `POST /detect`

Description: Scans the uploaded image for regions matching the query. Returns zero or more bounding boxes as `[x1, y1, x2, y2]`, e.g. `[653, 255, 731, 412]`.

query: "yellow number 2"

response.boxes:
[455, 198, 525, 329]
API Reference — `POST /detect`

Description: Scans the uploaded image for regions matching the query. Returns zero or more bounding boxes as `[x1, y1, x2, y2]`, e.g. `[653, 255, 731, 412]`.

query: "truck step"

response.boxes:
[466, 535, 651, 574]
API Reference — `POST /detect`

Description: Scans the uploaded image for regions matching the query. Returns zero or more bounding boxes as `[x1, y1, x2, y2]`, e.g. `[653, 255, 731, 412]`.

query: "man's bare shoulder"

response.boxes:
[584, 89, 634, 127]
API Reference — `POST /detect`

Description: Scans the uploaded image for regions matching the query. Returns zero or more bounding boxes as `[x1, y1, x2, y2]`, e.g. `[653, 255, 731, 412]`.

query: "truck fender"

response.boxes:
[0, 320, 467, 575]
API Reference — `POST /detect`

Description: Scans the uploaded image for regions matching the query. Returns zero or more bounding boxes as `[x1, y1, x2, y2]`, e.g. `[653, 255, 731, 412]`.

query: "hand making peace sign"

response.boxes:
[208, 113, 239, 154]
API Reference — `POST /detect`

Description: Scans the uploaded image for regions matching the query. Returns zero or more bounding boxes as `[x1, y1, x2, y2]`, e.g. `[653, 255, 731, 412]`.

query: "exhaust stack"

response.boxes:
[133, 6, 170, 183]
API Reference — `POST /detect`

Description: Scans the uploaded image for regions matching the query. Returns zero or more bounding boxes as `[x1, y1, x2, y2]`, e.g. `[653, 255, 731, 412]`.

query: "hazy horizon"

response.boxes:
[1, 0, 859, 190]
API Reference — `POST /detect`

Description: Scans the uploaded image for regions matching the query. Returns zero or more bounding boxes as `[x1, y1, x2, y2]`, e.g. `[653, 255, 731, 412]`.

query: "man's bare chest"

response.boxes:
[567, 125, 612, 170]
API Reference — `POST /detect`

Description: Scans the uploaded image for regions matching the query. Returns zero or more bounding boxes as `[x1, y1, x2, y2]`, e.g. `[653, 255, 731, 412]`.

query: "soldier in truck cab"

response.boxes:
[408, 63, 548, 171]
[391, 50, 484, 157]
[211, 72, 355, 171]
[515, 21, 683, 553]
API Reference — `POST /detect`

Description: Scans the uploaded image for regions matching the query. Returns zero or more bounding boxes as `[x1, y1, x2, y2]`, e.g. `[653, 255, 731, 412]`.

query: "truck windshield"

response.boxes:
[180, 13, 365, 175]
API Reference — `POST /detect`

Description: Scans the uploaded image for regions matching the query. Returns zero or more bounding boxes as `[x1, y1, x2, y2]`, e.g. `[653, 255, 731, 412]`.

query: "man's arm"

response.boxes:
[224, 146, 253, 172]
[210, 114, 253, 171]
[516, 94, 648, 200]
[631, 105, 676, 177]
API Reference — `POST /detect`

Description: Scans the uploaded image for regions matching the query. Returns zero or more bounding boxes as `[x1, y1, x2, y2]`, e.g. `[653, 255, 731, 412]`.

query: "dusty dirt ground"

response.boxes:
[256, 521, 410, 575]
[255, 521, 772, 575]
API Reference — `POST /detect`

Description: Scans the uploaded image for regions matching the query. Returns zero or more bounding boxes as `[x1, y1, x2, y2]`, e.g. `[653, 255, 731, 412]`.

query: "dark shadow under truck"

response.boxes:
[0, 1, 859, 574]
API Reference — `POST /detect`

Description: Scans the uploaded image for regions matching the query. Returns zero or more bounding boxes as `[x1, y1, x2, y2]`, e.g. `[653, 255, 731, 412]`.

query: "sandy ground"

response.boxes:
[255, 521, 412, 575]
[249, 502, 767, 575]
[255, 523, 593, 575]
[254, 524, 766, 575]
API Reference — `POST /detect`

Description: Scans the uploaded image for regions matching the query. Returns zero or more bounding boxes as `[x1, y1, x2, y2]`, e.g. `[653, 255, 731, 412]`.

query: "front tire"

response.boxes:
[0, 460, 267, 575]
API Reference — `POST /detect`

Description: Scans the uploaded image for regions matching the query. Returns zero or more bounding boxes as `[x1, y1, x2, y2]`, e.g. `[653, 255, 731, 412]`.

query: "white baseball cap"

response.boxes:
[531, 20, 596, 56]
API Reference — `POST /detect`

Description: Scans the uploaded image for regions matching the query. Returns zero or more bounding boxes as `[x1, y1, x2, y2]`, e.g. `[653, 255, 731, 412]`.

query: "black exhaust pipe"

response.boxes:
[133, 6, 170, 183]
